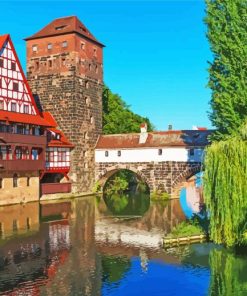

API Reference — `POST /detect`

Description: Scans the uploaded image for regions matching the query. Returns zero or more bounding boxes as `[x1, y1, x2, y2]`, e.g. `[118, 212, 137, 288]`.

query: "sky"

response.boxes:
[0, 0, 212, 130]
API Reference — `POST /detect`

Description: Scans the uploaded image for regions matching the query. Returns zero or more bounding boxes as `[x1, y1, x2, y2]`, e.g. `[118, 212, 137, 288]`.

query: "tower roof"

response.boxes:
[24, 16, 104, 47]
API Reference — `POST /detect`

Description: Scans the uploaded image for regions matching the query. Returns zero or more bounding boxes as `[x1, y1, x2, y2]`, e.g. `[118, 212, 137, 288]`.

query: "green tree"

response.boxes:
[103, 86, 154, 134]
[205, 0, 247, 140]
[204, 122, 247, 247]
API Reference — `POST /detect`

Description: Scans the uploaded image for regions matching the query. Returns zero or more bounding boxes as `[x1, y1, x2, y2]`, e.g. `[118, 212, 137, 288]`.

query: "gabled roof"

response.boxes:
[96, 130, 213, 149]
[48, 128, 74, 148]
[42, 112, 74, 148]
[24, 16, 104, 47]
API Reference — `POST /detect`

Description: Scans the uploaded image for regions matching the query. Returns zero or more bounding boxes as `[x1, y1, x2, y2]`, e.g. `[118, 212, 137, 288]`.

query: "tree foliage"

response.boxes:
[102, 86, 154, 134]
[204, 122, 247, 247]
[205, 0, 247, 140]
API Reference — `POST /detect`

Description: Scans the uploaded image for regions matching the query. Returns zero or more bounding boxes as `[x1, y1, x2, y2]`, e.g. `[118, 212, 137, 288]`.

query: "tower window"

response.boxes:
[11, 102, 17, 112]
[11, 62, 16, 71]
[47, 43, 52, 50]
[62, 41, 68, 48]
[85, 81, 89, 89]
[13, 174, 18, 188]
[90, 116, 94, 124]
[13, 220, 18, 232]
[35, 61, 39, 70]
[81, 43, 85, 50]
[93, 48, 97, 56]
[95, 65, 98, 74]
[105, 151, 109, 157]
[158, 149, 162, 155]
[13, 82, 19, 92]
[89, 64, 92, 71]
[48, 60, 52, 68]
[117, 150, 121, 157]
[32, 45, 38, 52]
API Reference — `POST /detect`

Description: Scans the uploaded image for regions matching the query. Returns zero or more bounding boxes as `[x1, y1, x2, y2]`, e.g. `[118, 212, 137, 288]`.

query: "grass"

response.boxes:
[166, 221, 205, 239]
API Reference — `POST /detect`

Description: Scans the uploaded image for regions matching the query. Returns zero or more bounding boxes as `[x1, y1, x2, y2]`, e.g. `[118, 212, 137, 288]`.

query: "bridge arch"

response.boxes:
[95, 164, 151, 191]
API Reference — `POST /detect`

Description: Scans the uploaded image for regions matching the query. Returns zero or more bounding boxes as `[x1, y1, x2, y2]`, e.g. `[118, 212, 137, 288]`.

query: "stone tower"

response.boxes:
[25, 16, 104, 192]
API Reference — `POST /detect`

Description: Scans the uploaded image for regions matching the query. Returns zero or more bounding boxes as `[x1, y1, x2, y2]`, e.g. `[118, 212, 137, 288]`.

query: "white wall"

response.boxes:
[95, 147, 204, 163]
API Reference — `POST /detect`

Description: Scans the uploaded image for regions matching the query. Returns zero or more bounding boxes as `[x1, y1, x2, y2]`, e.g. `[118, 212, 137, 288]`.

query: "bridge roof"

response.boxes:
[96, 130, 212, 149]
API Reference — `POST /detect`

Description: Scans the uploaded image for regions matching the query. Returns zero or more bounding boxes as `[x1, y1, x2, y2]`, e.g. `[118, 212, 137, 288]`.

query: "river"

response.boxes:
[0, 180, 247, 295]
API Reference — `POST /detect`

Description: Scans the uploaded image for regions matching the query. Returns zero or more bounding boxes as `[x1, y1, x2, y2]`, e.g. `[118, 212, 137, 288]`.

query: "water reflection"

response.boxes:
[0, 187, 246, 295]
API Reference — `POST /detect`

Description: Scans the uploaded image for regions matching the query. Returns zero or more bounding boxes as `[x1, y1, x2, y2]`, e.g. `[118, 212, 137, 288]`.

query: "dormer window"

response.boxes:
[62, 41, 68, 48]
[47, 43, 52, 50]
[56, 134, 60, 140]
[55, 25, 67, 30]
[11, 62, 16, 71]
[32, 45, 38, 52]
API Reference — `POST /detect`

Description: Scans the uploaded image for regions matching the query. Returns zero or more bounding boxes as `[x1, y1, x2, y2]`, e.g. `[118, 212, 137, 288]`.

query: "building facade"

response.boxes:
[25, 16, 104, 193]
[0, 34, 73, 205]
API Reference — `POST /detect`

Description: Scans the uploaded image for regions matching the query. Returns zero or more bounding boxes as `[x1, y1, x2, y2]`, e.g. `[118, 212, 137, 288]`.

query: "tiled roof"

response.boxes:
[0, 110, 53, 126]
[96, 130, 212, 149]
[25, 16, 104, 46]
[48, 128, 74, 148]
[0, 34, 8, 49]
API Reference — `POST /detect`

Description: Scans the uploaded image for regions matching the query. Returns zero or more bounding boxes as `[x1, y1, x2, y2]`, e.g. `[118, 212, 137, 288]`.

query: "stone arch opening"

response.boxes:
[96, 165, 151, 192]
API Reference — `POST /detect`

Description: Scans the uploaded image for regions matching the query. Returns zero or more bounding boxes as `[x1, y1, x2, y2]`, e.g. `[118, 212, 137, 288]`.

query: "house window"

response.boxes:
[105, 151, 109, 157]
[0, 178, 2, 189]
[24, 105, 29, 114]
[117, 150, 121, 157]
[11, 62, 16, 71]
[27, 177, 30, 187]
[158, 149, 162, 155]
[13, 82, 19, 92]
[32, 45, 38, 52]
[32, 148, 39, 160]
[47, 43, 52, 50]
[62, 41, 68, 48]
[11, 102, 17, 112]
[0, 100, 4, 110]
[15, 147, 22, 160]
[13, 174, 18, 188]
[0, 59, 3, 68]
[189, 148, 195, 156]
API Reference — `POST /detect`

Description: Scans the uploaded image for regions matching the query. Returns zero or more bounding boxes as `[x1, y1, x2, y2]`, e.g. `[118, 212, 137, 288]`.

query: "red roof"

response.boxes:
[25, 16, 104, 47]
[48, 128, 74, 148]
[0, 34, 8, 49]
[96, 130, 212, 149]
[42, 111, 57, 127]
[0, 110, 53, 126]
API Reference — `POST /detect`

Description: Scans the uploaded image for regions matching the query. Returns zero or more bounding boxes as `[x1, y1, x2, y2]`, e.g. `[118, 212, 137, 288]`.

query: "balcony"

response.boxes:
[41, 183, 72, 195]
[0, 159, 45, 171]
[0, 132, 46, 147]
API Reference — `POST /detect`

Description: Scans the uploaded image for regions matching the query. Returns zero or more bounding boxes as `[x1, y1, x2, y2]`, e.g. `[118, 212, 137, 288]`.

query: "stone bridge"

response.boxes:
[95, 161, 202, 195]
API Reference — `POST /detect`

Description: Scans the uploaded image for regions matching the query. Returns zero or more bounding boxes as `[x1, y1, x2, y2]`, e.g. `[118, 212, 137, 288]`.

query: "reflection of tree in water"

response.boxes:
[101, 255, 131, 284]
[103, 192, 150, 216]
[209, 249, 247, 296]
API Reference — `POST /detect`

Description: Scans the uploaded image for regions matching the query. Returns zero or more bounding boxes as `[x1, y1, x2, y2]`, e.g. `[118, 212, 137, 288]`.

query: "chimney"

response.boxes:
[168, 124, 172, 131]
[139, 122, 148, 144]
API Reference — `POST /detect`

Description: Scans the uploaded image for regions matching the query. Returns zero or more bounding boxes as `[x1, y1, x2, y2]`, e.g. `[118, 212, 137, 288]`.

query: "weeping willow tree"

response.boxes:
[204, 123, 247, 247]
[209, 249, 247, 296]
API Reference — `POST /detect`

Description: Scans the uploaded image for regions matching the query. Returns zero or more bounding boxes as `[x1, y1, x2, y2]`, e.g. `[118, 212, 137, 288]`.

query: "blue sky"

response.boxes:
[1, 1, 212, 130]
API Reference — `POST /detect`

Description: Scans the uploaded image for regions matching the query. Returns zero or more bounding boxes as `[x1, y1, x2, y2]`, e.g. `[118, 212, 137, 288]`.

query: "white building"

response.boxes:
[95, 124, 211, 164]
